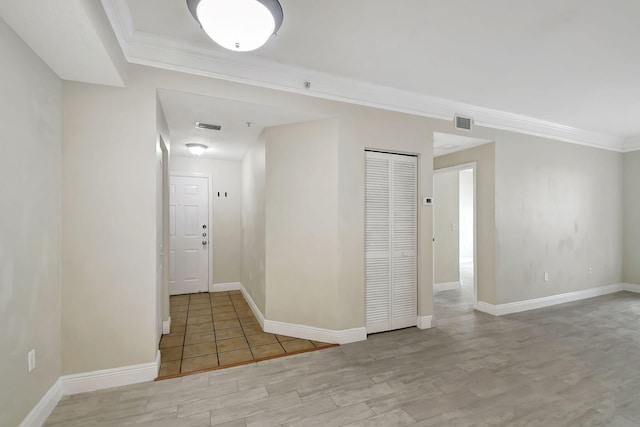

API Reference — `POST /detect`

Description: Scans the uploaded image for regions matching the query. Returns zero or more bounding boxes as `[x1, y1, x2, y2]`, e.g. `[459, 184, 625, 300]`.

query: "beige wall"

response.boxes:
[433, 170, 460, 284]
[170, 156, 243, 285]
[0, 18, 62, 427]
[60, 62, 436, 369]
[494, 136, 623, 304]
[435, 143, 496, 304]
[623, 150, 640, 284]
[62, 79, 158, 374]
[242, 135, 266, 314]
[156, 97, 170, 343]
[337, 112, 435, 328]
[264, 119, 341, 328]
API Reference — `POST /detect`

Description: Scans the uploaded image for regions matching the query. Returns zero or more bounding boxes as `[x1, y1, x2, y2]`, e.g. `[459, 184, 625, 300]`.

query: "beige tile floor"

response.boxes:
[159, 291, 335, 377]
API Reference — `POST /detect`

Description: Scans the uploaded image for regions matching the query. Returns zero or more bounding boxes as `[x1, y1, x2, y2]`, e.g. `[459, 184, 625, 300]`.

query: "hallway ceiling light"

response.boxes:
[186, 0, 283, 52]
[186, 143, 208, 156]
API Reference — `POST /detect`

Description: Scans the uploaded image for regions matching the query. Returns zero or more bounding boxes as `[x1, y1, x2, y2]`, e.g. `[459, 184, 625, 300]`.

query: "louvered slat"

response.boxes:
[365, 151, 417, 334]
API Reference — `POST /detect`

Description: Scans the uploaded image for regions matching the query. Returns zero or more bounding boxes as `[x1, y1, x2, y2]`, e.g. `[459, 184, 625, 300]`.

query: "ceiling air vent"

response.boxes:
[454, 115, 473, 132]
[195, 122, 222, 131]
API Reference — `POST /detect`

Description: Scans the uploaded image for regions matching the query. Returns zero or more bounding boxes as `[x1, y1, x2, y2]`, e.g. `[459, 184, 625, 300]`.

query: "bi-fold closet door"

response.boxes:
[365, 151, 418, 334]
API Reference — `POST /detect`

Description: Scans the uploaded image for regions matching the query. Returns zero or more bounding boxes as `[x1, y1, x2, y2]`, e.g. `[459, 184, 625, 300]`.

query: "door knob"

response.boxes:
[202, 240, 208, 246]
[202, 232, 207, 237]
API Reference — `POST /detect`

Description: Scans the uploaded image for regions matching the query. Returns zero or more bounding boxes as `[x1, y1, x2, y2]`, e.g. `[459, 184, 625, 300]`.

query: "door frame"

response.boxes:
[432, 162, 478, 307]
[169, 171, 213, 293]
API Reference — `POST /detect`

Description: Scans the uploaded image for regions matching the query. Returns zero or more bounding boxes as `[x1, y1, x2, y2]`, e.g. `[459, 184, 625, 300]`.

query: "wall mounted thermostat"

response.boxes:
[422, 197, 433, 206]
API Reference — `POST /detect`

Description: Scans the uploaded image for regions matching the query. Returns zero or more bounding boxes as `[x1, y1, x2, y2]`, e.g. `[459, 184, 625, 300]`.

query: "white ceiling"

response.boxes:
[0, 0, 126, 87]
[433, 132, 492, 158]
[158, 90, 324, 160]
[3, 1, 640, 152]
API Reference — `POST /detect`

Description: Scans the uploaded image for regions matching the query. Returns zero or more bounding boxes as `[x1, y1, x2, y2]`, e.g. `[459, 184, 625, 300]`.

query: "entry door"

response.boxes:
[169, 175, 209, 295]
[365, 151, 418, 334]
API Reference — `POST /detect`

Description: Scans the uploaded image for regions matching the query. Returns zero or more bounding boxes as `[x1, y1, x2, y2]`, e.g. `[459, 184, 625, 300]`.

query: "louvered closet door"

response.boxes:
[365, 151, 417, 334]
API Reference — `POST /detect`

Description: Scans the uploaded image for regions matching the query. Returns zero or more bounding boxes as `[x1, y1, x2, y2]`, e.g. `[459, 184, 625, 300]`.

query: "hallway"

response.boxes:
[159, 291, 335, 377]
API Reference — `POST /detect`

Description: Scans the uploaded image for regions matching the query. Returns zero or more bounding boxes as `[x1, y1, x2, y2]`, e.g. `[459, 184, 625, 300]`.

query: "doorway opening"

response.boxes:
[433, 163, 477, 316]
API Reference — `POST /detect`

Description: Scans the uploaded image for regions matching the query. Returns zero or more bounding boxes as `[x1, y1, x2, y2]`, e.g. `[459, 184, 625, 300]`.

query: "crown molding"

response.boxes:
[623, 135, 640, 153]
[102, 0, 627, 152]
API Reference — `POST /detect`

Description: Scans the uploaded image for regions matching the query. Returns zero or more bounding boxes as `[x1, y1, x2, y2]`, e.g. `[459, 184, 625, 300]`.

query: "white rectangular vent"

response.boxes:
[454, 115, 473, 131]
[195, 122, 222, 131]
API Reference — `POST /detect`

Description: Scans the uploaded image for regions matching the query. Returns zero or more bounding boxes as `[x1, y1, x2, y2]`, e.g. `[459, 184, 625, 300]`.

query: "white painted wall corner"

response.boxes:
[417, 315, 433, 329]
[434, 281, 461, 293]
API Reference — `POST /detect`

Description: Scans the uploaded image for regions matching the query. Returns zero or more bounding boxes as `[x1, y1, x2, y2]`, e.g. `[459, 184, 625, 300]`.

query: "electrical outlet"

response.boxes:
[28, 349, 35, 373]
[588, 266, 593, 275]
[544, 272, 549, 282]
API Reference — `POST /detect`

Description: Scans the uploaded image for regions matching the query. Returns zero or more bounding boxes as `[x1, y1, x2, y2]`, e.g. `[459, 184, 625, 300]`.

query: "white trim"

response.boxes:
[434, 281, 461, 293]
[416, 315, 433, 329]
[237, 282, 366, 344]
[162, 316, 171, 335]
[61, 351, 160, 395]
[474, 283, 633, 316]
[19, 378, 63, 427]
[264, 320, 367, 345]
[100, 2, 628, 152]
[210, 282, 242, 292]
[239, 283, 265, 329]
[473, 301, 499, 316]
[622, 283, 640, 293]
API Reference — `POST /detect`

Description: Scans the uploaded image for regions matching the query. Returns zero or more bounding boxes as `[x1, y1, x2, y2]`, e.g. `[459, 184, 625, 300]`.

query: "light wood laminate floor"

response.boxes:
[45, 277, 640, 426]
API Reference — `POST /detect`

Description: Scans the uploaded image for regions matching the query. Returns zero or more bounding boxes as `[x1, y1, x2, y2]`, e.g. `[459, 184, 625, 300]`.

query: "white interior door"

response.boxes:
[169, 175, 209, 295]
[365, 151, 417, 334]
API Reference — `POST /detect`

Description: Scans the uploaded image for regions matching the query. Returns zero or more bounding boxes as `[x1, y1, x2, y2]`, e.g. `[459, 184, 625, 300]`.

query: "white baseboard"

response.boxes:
[416, 315, 433, 329]
[434, 281, 461, 293]
[61, 350, 161, 395]
[474, 283, 635, 316]
[239, 283, 266, 329]
[237, 282, 366, 345]
[162, 316, 171, 335]
[264, 319, 367, 345]
[622, 282, 640, 293]
[19, 378, 63, 427]
[210, 282, 242, 292]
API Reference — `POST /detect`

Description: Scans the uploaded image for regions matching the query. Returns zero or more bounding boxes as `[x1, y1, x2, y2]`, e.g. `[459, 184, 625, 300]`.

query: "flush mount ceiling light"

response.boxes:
[187, 0, 283, 52]
[186, 143, 208, 156]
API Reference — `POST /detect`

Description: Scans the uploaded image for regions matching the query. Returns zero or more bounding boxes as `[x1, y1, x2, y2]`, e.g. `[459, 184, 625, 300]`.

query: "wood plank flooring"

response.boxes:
[45, 286, 640, 426]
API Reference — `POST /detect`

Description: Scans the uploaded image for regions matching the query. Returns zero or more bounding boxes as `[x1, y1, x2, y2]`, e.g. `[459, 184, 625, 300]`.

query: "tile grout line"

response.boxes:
[235, 293, 257, 362]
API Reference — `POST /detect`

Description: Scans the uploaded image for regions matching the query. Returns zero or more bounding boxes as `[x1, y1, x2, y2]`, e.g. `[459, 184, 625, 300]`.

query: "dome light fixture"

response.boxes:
[186, 143, 208, 156]
[187, 0, 283, 52]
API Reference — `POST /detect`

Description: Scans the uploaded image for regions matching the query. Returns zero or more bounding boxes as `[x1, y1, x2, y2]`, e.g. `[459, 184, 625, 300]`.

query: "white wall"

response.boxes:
[242, 135, 266, 314]
[494, 136, 623, 304]
[170, 156, 243, 285]
[623, 150, 640, 284]
[433, 170, 460, 284]
[0, 18, 62, 427]
[459, 169, 474, 264]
